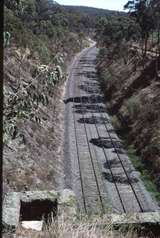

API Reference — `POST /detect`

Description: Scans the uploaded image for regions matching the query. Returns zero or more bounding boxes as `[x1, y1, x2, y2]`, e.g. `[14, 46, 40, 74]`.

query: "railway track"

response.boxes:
[63, 46, 159, 215]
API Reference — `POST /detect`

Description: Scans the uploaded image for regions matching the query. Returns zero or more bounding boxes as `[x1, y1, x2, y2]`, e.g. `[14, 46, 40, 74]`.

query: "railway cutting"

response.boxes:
[63, 46, 160, 215]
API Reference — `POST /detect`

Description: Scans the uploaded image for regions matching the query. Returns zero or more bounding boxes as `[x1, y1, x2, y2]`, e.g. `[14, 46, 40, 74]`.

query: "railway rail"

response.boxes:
[63, 46, 159, 215]
[78, 49, 144, 213]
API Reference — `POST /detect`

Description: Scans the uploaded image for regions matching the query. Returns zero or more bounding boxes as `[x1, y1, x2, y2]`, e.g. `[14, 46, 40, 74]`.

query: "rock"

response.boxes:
[21, 221, 43, 231]
[104, 158, 120, 168]
[58, 189, 77, 221]
[2, 192, 20, 231]
[58, 189, 76, 206]
[20, 190, 58, 203]
[102, 170, 139, 184]
[104, 212, 160, 225]
[2, 189, 77, 232]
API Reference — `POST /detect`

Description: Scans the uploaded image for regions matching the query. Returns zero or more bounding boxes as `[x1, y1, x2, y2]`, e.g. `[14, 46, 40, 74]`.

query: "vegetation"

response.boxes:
[124, 0, 160, 57]
[4, 0, 121, 54]
[96, 0, 160, 63]
[4, 0, 94, 144]
[96, 0, 160, 194]
[3, 1, 160, 236]
[124, 96, 142, 119]
[127, 145, 160, 201]
[95, 15, 133, 61]
[4, 0, 91, 63]
[4, 0, 103, 193]
[4, 0, 127, 145]
[3, 61, 64, 143]
[15, 214, 151, 238]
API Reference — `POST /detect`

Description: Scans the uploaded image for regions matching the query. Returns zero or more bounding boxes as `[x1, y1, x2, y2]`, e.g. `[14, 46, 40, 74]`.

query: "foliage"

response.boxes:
[124, 0, 160, 56]
[95, 15, 138, 63]
[111, 116, 121, 131]
[3, 31, 11, 47]
[125, 96, 142, 119]
[4, 0, 105, 144]
[95, 0, 160, 63]
[95, 15, 137, 46]
[15, 213, 142, 238]
[4, 0, 95, 63]
[3, 63, 64, 143]
[127, 145, 160, 201]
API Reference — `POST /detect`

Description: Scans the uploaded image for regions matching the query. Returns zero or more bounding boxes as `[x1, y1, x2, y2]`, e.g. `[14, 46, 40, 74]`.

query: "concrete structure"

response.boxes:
[2, 189, 77, 231]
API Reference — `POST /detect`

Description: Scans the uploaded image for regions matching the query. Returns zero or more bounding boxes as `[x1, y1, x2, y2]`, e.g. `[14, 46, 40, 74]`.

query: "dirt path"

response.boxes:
[63, 46, 159, 214]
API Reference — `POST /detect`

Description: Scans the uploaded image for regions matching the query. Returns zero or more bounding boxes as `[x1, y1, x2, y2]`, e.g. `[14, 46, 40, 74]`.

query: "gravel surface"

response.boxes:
[63, 46, 159, 215]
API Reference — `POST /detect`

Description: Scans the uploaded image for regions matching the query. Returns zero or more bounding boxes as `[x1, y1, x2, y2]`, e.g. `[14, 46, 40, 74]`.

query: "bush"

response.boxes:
[33, 38, 51, 64]
[111, 115, 121, 131]
[125, 96, 141, 119]
[15, 214, 140, 238]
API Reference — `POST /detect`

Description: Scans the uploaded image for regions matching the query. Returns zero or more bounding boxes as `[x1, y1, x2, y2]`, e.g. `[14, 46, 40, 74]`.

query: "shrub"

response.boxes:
[125, 96, 141, 119]
[111, 115, 121, 131]
[15, 215, 140, 238]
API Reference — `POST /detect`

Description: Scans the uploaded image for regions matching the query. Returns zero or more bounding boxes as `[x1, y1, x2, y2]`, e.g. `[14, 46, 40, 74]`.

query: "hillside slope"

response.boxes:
[3, 0, 93, 193]
[4, 0, 124, 194]
[63, 5, 125, 17]
[97, 46, 160, 195]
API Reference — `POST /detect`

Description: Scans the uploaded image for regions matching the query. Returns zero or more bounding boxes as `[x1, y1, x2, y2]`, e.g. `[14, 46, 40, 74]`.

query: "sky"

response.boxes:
[57, 0, 127, 11]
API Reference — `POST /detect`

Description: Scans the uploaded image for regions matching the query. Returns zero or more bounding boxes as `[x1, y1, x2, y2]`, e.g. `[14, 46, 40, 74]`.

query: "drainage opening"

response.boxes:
[20, 199, 57, 224]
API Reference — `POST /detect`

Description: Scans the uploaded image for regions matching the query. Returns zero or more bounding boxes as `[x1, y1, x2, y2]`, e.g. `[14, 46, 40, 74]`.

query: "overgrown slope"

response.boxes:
[95, 2, 160, 195]
[97, 46, 160, 192]
[3, 0, 92, 193]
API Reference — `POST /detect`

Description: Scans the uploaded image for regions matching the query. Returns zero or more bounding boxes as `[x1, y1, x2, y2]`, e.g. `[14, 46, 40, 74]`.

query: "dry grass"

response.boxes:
[98, 44, 160, 193]
[13, 215, 144, 238]
[3, 46, 65, 193]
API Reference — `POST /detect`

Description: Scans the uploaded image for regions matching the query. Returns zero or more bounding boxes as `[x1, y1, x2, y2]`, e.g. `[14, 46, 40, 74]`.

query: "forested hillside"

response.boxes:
[4, 0, 126, 194]
[96, 0, 160, 197]
[3, 0, 95, 193]
[4, 0, 160, 207]
[3, 0, 160, 237]
[4, 0, 91, 62]
[63, 5, 125, 35]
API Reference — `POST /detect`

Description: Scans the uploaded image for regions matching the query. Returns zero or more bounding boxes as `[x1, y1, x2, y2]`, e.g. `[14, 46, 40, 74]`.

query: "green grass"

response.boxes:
[127, 145, 160, 202]
[125, 96, 141, 119]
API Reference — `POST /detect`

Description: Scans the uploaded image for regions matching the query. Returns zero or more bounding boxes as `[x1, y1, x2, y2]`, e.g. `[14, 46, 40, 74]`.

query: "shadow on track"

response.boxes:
[90, 137, 124, 149]
[64, 95, 104, 104]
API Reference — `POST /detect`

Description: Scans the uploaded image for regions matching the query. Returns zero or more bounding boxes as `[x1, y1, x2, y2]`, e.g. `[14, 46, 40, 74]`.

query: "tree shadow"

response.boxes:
[90, 137, 123, 149]
[76, 71, 97, 79]
[112, 148, 125, 154]
[64, 95, 104, 104]
[77, 116, 109, 124]
[79, 58, 97, 65]
[104, 159, 120, 169]
[102, 171, 138, 184]
[83, 81, 99, 87]
[73, 104, 106, 114]
[78, 84, 100, 94]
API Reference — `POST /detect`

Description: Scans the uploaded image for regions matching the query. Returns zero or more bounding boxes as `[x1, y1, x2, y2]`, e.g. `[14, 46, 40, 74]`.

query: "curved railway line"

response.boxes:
[63, 46, 159, 215]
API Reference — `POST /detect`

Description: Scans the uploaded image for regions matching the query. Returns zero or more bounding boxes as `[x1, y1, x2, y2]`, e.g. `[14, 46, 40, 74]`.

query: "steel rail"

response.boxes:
[71, 58, 87, 213]
[82, 50, 144, 213]
[96, 97, 144, 212]
[79, 64, 126, 214]
[75, 57, 105, 213]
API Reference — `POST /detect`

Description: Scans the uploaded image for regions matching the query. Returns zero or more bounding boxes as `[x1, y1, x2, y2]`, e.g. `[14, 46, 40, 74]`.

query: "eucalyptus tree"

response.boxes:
[151, 0, 160, 52]
[124, 0, 154, 56]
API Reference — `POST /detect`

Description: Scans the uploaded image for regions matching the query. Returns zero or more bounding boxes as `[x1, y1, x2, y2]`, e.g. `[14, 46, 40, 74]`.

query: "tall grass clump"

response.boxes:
[15, 215, 141, 238]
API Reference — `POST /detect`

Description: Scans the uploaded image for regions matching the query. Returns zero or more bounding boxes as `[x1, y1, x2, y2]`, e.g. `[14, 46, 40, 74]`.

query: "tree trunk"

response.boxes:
[144, 35, 148, 57]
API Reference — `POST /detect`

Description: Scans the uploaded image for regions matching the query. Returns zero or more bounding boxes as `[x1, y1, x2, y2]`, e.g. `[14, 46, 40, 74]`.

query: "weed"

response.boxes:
[125, 96, 141, 119]
[15, 213, 142, 238]
[111, 115, 121, 131]
[127, 145, 160, 201]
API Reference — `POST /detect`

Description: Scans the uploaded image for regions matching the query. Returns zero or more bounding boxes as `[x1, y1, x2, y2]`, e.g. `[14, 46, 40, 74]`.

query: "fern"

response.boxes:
[4, 31, 11, 47]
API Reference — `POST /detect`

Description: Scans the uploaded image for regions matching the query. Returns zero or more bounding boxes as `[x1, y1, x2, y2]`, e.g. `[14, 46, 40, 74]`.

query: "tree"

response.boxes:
[124, 0, 154, 56]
